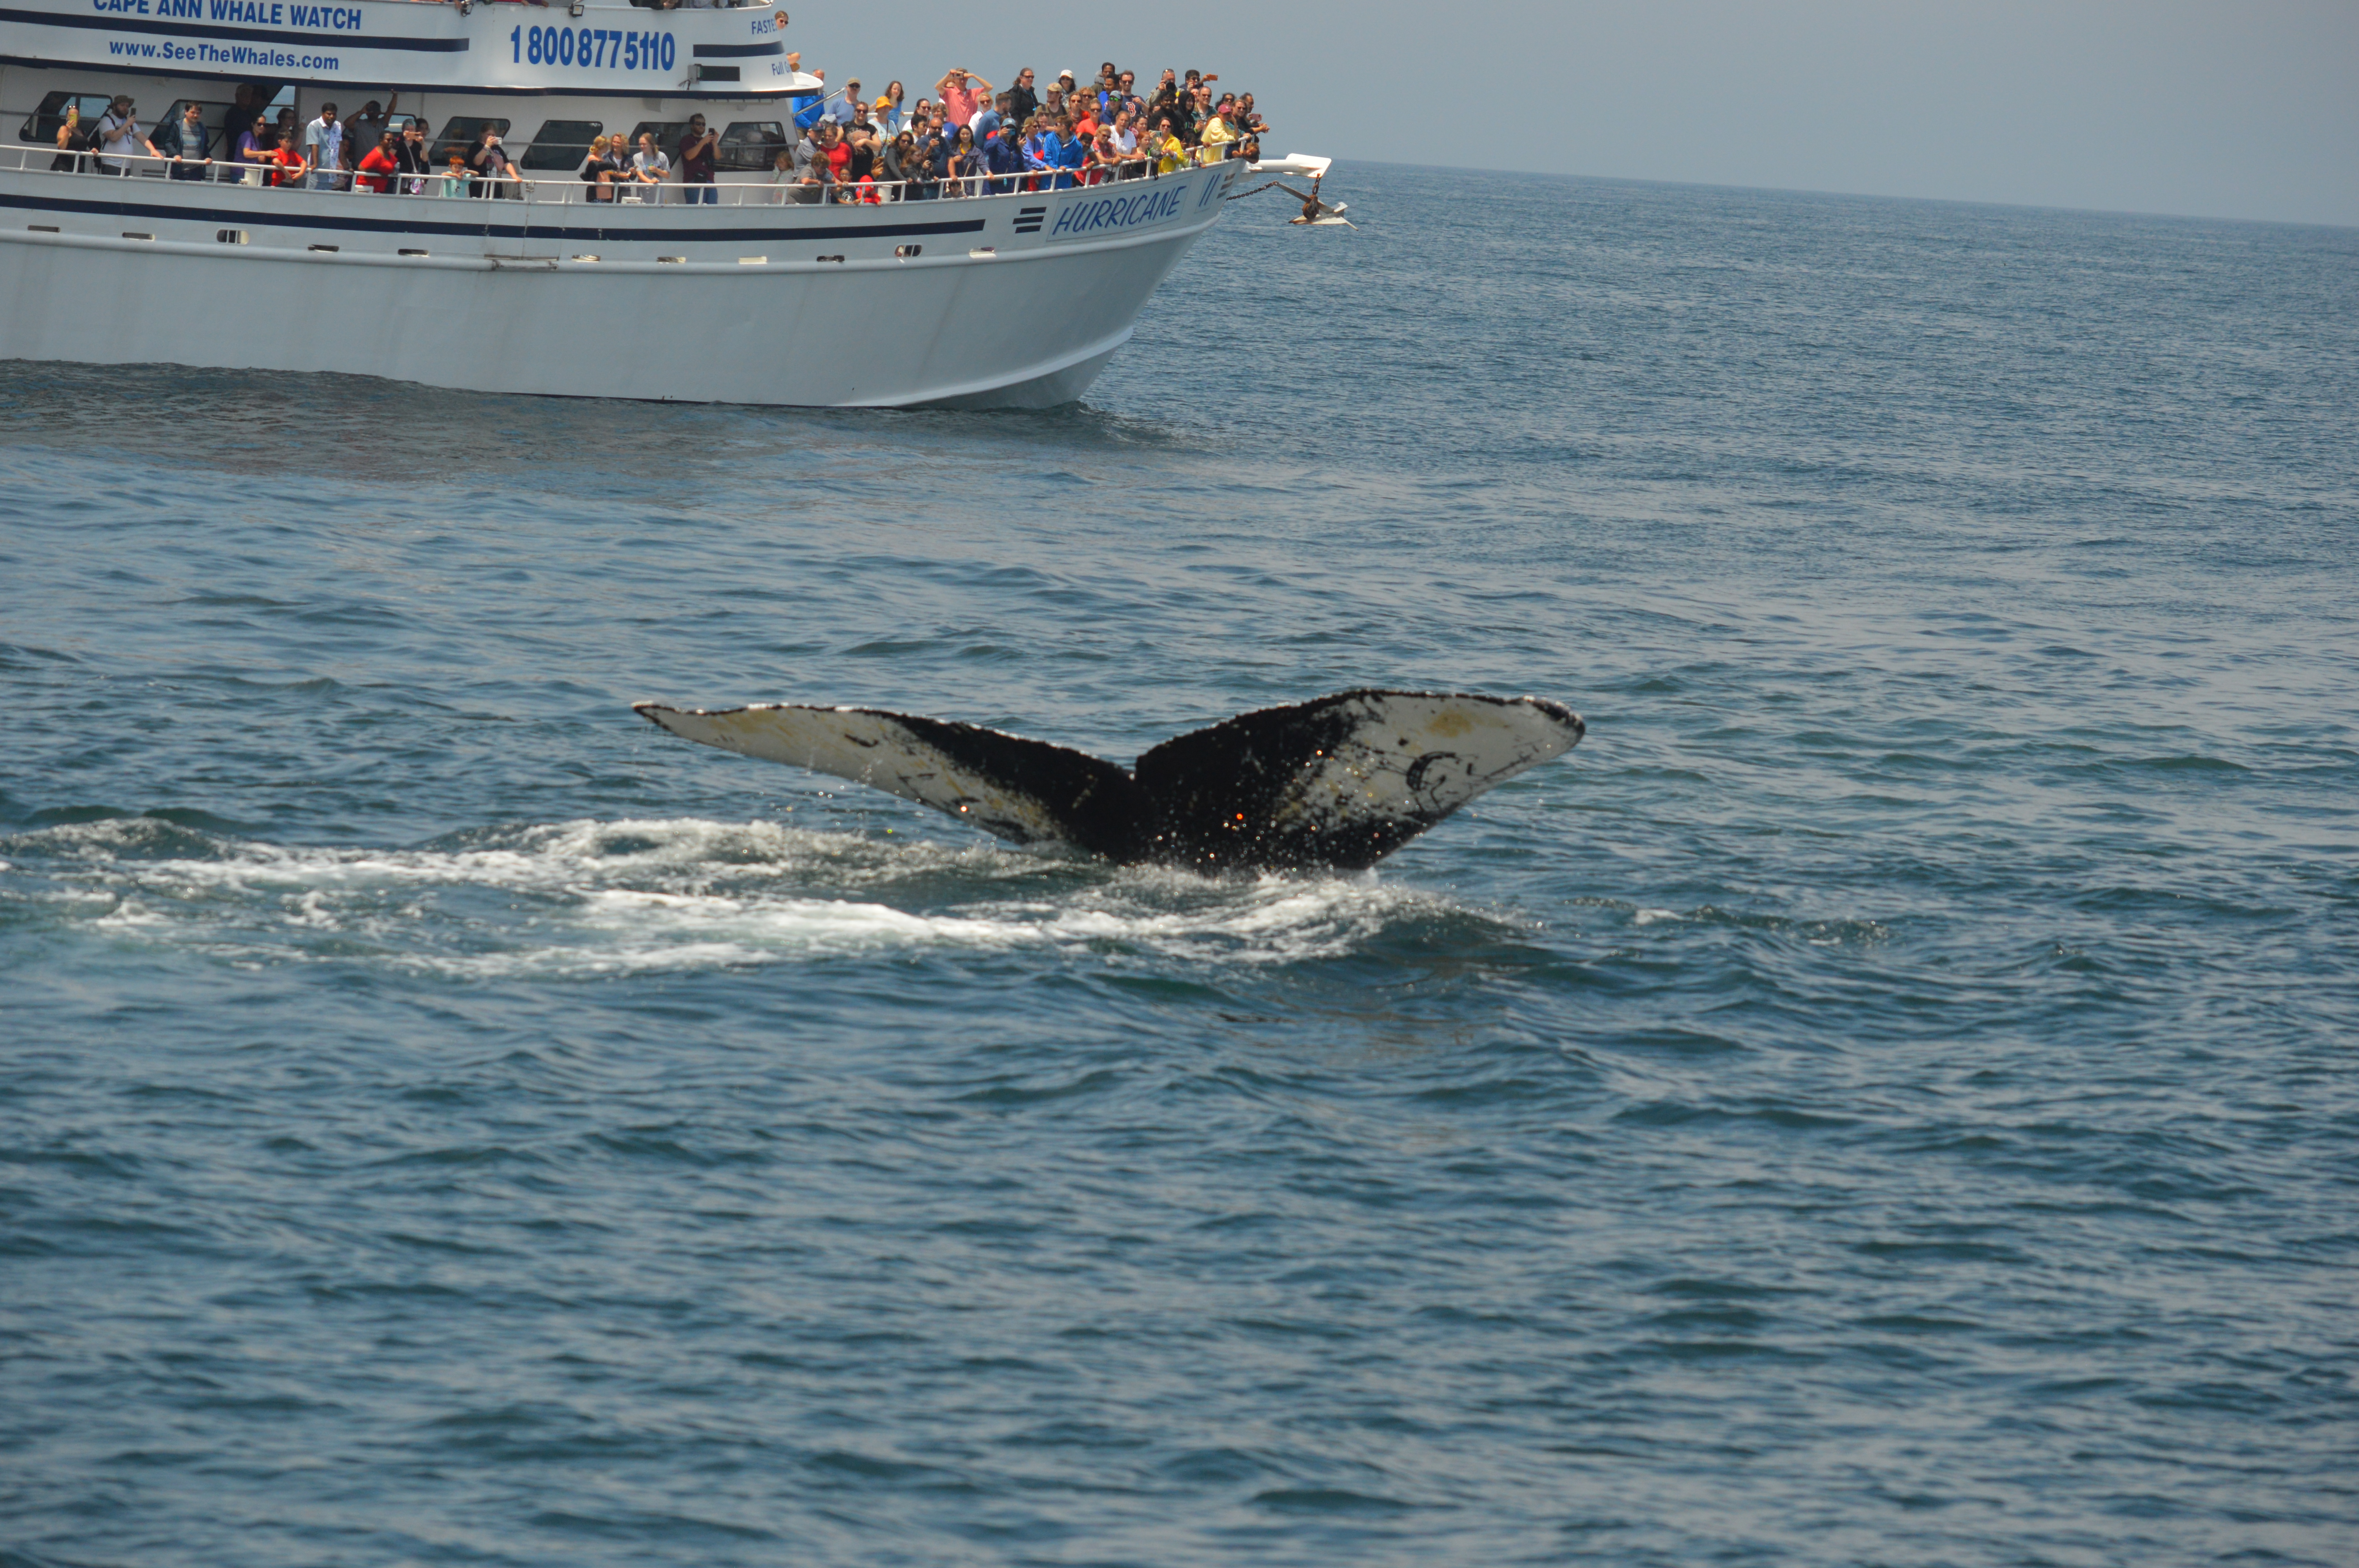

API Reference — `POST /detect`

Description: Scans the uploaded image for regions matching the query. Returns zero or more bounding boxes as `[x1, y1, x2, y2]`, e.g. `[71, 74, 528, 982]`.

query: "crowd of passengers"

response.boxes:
[49, 62, 1268, 203]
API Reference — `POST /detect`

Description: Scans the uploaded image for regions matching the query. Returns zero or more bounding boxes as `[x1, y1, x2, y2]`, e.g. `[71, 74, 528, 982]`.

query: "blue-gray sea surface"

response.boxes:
[4, 167, 2356, 1567]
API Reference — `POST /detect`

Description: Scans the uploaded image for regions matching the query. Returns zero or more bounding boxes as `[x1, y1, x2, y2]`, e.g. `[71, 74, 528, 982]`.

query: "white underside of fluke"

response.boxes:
[633, 704, 1082, 848]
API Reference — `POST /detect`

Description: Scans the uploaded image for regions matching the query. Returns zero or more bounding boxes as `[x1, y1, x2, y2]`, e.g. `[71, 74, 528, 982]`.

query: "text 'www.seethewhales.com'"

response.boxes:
[109, 38, 336, 68]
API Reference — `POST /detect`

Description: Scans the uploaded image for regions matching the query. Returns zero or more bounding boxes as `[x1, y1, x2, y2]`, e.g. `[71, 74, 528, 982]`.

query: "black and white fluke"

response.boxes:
[633, 689, 1585, 871]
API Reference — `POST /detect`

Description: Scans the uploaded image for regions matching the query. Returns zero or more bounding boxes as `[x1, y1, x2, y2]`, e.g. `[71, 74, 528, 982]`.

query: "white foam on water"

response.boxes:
[4, 815, 1467, 978]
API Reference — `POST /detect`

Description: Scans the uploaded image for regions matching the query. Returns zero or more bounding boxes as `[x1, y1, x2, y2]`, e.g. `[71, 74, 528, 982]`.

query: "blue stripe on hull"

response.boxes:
[0, 187, 988, 245]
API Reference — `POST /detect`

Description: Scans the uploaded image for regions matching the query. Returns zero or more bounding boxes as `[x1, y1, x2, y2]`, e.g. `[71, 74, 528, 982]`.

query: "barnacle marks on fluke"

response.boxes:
[632, 689, 1585, 871]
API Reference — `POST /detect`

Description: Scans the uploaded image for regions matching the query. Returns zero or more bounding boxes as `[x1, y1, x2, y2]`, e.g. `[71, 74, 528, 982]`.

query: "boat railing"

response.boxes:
[1, 141, 1225, 209]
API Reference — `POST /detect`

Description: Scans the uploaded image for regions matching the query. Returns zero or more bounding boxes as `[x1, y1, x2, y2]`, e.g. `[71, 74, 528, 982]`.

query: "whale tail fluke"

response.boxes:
[632, 689, 1583, 871]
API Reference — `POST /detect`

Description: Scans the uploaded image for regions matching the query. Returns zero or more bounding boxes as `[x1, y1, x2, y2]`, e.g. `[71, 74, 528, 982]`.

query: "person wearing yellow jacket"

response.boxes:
[1145, 118, 1187, 174]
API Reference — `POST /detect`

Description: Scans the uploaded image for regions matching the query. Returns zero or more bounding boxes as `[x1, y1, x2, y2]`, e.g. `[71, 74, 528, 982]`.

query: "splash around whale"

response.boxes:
[632, 690, 1585, 871]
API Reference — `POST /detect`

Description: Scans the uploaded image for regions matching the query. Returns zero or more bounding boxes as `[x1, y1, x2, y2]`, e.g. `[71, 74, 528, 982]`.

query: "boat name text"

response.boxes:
[1047, 183, 1189, 240]
[93, 0, 366, 27]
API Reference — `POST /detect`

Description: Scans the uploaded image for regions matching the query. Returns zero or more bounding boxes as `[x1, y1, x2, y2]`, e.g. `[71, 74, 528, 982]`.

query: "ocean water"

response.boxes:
[3, 166, 2356, 1566]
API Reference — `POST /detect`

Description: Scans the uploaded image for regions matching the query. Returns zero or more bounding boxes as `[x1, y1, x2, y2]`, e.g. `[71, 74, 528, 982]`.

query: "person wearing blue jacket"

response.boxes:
[1021, 118, 1058, 190]
[1048, 116, 1087, 189]
[983, 123, 1027, 195]
[151, 101, 212, 181]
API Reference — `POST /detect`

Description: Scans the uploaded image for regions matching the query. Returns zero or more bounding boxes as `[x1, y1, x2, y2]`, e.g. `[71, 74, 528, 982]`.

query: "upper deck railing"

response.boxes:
[2, 139, 1232, 211]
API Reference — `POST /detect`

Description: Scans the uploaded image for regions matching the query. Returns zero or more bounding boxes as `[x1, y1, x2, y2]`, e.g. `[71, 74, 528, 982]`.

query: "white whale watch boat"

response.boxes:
[0, 0, 1327, 406]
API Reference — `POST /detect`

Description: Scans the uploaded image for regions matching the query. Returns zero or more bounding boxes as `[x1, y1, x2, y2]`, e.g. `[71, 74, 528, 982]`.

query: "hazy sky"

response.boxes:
[804, 2, 2359, 226]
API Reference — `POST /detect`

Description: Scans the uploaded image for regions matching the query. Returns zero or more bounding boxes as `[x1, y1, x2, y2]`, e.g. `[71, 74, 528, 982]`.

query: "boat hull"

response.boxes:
[0, 166, 1237, 407]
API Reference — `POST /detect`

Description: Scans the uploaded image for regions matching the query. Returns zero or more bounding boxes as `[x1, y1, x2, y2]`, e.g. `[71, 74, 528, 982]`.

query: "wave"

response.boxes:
[0, 815, 1493, 978]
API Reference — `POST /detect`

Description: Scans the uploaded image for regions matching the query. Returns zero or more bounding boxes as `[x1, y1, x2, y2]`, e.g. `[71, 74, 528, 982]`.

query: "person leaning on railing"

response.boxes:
[878, 130, 920, 199]
[580, 134, 623, 202]
[942, 125, 978, 196]
[270, 131, 307, 188]
[1197, 107, 1236, 162]
[301, 102, 344, 191]
[233, 115, 274, 183]
[1145, 116, 1185, 175]
[1052, 115, 1087, 187]
[907, 129, 941, 200]
[151, 101, 213, 181]
[1105, 107, 1137, 172]
[632, 132, 670, 198]
[1019, 116, 1053, 187]
[355, 129, 400, 193]
[983, 119, 1025, 194]
[95, 96, 154, 176]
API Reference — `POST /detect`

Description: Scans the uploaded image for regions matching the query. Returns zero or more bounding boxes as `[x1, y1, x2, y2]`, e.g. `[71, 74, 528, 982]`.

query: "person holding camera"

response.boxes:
[470, 129, 522, 198]
[677, 115, 720, 204]
[95, 96, 155, 176]
[393, 120, 434, 194]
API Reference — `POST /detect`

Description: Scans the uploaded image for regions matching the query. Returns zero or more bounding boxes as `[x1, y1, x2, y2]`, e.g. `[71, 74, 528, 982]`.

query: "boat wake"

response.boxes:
[1, 814, 1496, 980]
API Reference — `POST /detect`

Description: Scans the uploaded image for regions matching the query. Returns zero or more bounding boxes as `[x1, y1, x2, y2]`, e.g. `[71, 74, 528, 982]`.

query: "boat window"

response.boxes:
[431, 116, 512, 166]
[716, 122, 789, 172]
[625, 122, 690, 159]
[519, 119, 601, 171]
[18, 91, 114, 145]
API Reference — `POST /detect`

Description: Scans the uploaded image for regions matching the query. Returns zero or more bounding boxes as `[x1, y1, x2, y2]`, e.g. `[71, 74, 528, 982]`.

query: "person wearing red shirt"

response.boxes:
[270, 136, 306, 187]
[355, 131, 399, 193]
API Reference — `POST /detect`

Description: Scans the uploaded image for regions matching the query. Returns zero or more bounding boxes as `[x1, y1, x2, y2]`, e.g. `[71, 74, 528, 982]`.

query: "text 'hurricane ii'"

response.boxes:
[0, 0, 1302, 405]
